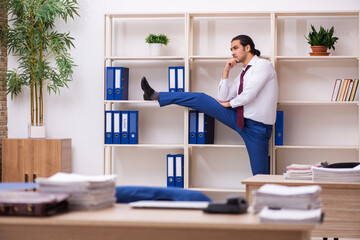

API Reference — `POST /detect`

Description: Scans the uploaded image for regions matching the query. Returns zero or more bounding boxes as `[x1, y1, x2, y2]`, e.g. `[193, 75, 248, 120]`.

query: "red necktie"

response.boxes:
[237, 65, 251, 129]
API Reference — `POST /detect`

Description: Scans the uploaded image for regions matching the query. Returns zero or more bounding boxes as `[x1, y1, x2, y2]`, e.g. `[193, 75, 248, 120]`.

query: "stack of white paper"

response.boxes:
[312, 165, 360, 182]
[284, 169, 313, 180]
[36, 172, 117, 211]
[258, 207, 323, 224]
[253, 184, 323, 224]
[284, 163, 322, 180]
[253, 184, 321, 213]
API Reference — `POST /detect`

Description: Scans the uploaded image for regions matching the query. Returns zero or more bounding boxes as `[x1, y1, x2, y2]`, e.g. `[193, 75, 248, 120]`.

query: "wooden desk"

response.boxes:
[242, 174, 360, 239]
[0, 204, 313, 240]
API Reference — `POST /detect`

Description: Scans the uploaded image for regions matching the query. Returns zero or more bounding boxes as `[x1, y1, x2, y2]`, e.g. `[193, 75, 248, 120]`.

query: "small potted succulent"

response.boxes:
[145, 33, 169, 56]
[305, 25, 338, 56]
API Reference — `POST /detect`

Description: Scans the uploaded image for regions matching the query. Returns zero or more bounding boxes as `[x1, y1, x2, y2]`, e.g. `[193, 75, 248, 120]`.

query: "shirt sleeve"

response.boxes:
[218, 77, 238, 102]
[230, 61, 274, 108]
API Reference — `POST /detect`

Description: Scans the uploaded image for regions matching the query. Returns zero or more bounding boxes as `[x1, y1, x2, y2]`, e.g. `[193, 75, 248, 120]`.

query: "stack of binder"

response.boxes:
[106, 67, 129, 100]
[167, 154, 184, 188]
[168, 66, 185, 92]
[105, 110, 138, 144]
[189, 110, 215, 144]
[253, 184, 323, 224]
[36, 172, 117, 211]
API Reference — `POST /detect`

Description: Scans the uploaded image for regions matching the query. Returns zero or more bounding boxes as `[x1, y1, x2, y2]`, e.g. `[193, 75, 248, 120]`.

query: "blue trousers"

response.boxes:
[159, 92, 272, 175]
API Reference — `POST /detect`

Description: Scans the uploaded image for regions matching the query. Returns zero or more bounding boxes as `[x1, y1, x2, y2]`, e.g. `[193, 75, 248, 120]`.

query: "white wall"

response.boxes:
[7, 0, 360, 175]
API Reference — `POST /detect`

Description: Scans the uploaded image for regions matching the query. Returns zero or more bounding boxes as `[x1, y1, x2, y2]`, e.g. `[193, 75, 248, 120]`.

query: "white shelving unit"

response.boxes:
[103, 11, 360, 196]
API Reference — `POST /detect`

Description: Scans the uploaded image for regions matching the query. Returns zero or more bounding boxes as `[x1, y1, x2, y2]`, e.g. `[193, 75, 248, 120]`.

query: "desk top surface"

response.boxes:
[242, 174, 360, 188]
[0, 204, 313, 231]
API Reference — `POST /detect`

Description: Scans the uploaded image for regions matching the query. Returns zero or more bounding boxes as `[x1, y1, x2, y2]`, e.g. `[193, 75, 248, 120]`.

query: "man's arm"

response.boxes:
[218, 58, 239, 103]
[222, 58, 239, 79]
[230, 61, 274, 108]
[215, 98, 231, 108]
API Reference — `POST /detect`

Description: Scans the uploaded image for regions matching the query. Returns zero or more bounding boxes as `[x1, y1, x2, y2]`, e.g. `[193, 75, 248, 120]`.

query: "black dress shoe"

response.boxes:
[141, 77, 155, 100]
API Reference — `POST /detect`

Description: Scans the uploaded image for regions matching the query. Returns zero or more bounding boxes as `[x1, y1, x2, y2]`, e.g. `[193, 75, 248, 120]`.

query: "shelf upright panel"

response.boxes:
[358, 11, 360, 163]
[269, 12, 279, 174]
[183, 12, 191, 189]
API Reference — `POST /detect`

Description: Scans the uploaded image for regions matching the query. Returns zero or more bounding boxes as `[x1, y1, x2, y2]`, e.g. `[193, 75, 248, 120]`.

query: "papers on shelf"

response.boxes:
[36, 172, 117, 211]
[312, 164, 360, 182]
[258, 207, 323, 224]
[284, 162, 322, 180]
[284, 169, 313, 180]
[252, 184, 322, 214]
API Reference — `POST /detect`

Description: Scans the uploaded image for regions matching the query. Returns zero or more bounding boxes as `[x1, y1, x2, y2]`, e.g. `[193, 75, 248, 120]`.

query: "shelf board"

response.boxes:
[275, 145, 359, 150]
[106, 101, 359, 106]
[275, 11, 359, 17]
[190, 55, 271, 60]
[190, 12, 271, 18]
[189, 56, 357, 60]
[275, 56, 358, 60]
[189, 144, 246, 148]
[105, 144, 184, 148]
[278, 101, 359, 106]
[104, 100, 184, 109]
[105, 56, 185, 61]
[105, 13, 185, 18]
[189, 187, 245, 193]
[104, 100, 158, 104]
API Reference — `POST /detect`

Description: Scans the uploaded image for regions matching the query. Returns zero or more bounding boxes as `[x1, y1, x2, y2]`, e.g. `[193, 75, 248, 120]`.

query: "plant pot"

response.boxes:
[28, 123, 46, 139]
[149, 43, 164, 56]
[309, 46, 330, 56]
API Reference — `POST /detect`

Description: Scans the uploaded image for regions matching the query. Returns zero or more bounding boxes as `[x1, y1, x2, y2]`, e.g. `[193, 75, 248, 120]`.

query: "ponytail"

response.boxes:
[254, 49, 261, 56]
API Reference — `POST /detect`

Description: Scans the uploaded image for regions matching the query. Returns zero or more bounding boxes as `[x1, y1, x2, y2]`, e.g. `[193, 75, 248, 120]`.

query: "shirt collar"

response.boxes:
[242, 55, 259, 70]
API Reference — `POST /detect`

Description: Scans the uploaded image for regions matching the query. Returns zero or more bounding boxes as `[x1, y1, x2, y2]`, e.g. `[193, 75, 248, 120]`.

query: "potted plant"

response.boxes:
[305, 25, 338, 56]
[145, 33, 169, 56]
[0, 0, 79, 138]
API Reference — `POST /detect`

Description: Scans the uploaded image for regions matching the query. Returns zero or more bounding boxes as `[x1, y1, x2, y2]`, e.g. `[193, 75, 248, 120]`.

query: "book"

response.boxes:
[331, 79, 342, 101]
[345, 79, 354, 101]
[349, 79, 359, 101]
[338, 79, 348, 101]
[337, 79, 346, 101]
[342, 79, 351, 101]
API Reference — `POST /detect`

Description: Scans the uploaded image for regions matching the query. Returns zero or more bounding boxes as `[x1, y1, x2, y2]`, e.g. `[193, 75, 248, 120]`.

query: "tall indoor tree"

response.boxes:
[0, 0, 79, 126]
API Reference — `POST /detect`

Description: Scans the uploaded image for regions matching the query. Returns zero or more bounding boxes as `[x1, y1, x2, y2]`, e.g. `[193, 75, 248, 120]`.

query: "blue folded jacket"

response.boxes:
[115, 186, 212, 203]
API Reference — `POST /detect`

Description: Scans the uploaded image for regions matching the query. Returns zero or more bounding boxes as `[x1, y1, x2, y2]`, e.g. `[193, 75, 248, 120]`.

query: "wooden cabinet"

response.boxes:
[1, 139, 72, 182]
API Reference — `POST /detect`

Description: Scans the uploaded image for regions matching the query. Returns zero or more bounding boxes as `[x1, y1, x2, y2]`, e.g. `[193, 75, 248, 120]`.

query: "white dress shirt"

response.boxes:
[218, 55, 278, 125]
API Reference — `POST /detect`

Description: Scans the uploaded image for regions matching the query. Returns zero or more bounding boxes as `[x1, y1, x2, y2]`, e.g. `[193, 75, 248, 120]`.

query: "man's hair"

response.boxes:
[231, 35, 261, 56]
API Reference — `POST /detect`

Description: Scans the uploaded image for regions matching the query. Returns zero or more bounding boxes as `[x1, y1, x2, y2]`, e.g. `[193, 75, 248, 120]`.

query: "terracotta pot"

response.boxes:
[309, 46, 330, 56]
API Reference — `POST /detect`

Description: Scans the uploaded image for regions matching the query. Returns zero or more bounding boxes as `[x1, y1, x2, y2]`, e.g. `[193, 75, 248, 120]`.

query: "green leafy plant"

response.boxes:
[145, 33, 169, 46]
[305, 25, 339, 50]
[0, 0, 79, 126]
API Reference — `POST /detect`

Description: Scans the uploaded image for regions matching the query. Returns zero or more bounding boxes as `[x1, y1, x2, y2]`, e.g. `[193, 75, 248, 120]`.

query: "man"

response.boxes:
[141, 35, 278, 175]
